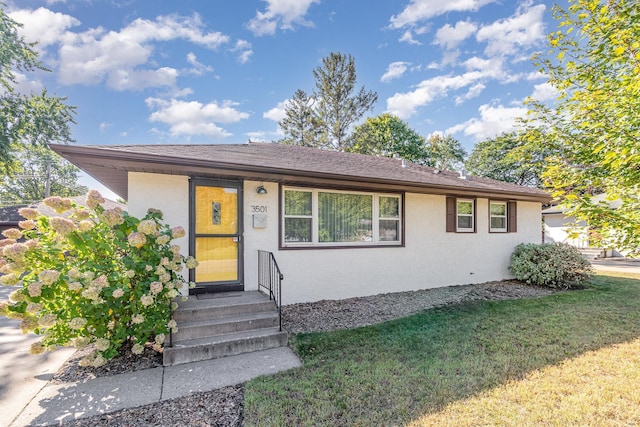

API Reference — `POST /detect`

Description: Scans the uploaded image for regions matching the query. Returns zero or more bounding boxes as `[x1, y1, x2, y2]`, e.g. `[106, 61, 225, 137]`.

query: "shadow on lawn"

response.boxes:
[243, 274, 640, 426]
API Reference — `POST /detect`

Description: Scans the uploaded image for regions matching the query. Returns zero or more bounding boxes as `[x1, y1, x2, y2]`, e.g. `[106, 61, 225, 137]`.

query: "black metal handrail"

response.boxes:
[258, 250, 284, 331]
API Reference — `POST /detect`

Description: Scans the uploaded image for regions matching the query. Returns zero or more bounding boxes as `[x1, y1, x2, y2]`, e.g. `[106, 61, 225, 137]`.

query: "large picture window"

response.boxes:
[283, 187, 402, 247]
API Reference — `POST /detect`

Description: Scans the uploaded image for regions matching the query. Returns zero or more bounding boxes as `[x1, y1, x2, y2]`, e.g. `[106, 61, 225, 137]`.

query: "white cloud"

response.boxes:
[106, 67, 179, 91]
[246, 0, 320, 36]
[146, 98, 250, 138]
[454, 83, 485, 104]
[54, 14, 229, 89]
[446, 102, 527, 141]
[530, 82, 557, 102]
[9, 7, 79, 50]
[390, 0, 495, 29]
[99, 122, 112, 133]
[10, 8, 242, 91]
[233, 40, 253, 64]
[381, 62, 411, 82]
[11, 72, 44, 94]
[476, 4, 546, 56]
[434, 20, 478, 50]
[263, 101, 287, 122]
[386, 59, 505, 118]
[185, 52, 214, 76]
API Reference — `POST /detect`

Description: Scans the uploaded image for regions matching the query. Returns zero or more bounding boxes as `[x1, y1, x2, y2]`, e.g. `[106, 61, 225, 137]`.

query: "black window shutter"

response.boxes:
[446, 196, 456, 232]
[507, 201, 517, 232]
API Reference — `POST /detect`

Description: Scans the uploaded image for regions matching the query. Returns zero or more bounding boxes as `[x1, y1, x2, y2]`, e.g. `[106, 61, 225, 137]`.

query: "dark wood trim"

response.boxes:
[508, 201, 518, 233]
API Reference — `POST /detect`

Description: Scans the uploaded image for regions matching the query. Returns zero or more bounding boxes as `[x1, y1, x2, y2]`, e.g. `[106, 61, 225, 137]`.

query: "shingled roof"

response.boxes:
[50, 142, 550, 203]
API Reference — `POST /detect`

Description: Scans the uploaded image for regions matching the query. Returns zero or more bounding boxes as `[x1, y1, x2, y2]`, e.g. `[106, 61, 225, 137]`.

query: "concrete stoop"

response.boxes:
[163, 291, 287, 366]
[578, 248, 606, 260]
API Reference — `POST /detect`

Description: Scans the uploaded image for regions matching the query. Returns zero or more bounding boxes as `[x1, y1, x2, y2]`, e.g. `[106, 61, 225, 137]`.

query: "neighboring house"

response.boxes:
[542, 194, 623, 258]
[52, 142, 550, 305]
[0, 196, 126, 236]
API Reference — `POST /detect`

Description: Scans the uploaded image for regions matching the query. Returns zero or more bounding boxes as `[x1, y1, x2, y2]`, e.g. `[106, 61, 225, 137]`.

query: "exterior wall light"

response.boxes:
[256, 184, 268, 195]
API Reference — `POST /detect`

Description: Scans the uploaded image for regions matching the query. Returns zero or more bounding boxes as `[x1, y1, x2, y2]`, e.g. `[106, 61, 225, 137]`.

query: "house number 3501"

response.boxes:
[251, 205, 267, 213]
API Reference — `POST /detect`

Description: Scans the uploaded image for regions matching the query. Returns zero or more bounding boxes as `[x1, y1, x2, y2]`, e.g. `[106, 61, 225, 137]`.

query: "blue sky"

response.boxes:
[8, 0, 563, 198]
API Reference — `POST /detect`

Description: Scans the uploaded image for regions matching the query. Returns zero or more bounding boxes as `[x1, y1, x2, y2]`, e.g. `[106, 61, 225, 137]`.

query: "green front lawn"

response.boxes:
[243, 273, 640, 426]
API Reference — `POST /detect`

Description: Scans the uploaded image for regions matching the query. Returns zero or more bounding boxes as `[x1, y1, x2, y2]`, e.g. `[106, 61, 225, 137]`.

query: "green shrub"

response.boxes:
[0, 191, 198, 367]
[509, 243, 593, 289]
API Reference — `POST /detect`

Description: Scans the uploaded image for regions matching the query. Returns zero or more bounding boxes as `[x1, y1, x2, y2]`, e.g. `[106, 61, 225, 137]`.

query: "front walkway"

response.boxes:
[591, 257, 640, 274]
[10, 347, 300, 426]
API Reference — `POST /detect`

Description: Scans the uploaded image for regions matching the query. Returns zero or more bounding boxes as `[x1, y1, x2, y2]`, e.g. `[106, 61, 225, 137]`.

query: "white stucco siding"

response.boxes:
[128, 172, 190, 294]
[261, 194, 542, 304]
[126, 175, 543, 303]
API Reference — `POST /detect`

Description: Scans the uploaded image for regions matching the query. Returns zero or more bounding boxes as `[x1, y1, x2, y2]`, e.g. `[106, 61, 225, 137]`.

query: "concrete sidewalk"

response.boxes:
[591, 257, 640, 274]
[1, 283, 301, 427]
[9, 346, 301, 426]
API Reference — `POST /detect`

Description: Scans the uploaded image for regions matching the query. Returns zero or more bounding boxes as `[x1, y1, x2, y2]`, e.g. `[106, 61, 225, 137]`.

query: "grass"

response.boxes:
[243, 272, 640, 426]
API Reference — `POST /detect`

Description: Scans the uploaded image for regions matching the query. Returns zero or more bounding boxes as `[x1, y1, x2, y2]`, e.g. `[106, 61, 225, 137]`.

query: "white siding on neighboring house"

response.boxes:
[543, 212, 589, 248]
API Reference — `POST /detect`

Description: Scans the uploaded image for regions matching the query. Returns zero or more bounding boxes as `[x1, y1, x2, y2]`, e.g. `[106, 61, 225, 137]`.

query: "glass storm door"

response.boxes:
[190, 179, 243, 293]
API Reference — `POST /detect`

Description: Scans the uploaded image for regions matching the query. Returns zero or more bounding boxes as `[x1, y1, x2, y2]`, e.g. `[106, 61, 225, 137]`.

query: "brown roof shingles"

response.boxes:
[50, 142, 550, 202]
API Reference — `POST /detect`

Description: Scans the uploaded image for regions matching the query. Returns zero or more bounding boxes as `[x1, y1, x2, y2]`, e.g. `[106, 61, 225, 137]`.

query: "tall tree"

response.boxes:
[424, 134, 466, 171]
[0, 5, 76, 175]
[466, 132, 547, 187]
[0, 145, 88, 205]
[525, 0, 640, 255]
[347, 113, 430, 164]
[278, 89, 320, 147]
[279, 52, 377, 150]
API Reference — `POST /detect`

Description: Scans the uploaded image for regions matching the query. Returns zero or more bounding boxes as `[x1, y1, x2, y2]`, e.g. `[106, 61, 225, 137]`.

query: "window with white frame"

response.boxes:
[489, 201, 507, 232]
[456, 199, 475, 232]
[283, 187, 402, 247]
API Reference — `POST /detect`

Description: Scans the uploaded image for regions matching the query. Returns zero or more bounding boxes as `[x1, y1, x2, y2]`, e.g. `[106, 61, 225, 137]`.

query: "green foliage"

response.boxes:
[525, 0, 640, 255]
[509, 243, 592, 289]
[278, 89, 321, 147]
[0, 191, 197, 366]
[280, 52, 377, 150]
[0, 5, 76, 174]
[465, 132, 548, 187]
[346, 113, 431, 164]
[0, 145, 88, 205]
[424, 134, 466, 171]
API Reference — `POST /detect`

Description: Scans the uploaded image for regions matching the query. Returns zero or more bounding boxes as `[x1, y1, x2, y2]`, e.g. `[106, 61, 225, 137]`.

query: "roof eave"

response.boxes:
[50, 144, 551, 204]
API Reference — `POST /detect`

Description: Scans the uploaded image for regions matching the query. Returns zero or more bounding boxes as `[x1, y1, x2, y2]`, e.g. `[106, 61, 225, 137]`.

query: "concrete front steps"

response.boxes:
[163, 291, 288, 366]
[578, 248, 605, 260]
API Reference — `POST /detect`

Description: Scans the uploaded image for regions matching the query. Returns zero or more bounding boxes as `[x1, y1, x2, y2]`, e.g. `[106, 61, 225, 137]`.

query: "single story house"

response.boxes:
[51, 142, 550, 305]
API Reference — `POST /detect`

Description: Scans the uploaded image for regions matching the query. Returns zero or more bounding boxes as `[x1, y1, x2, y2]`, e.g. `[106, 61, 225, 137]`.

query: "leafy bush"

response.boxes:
[0, 191, 198, 367]
[509, 243, 593, 289]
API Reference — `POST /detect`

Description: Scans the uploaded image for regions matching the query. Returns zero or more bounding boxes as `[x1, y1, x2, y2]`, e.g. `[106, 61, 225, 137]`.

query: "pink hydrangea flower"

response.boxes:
[127, 232, 147, 248]
[39, 270, 60, 286]
[86, 190, 105, 209]
[171, 226, 186, 239]
[101, 207, 124, 227]
[2, 228, 22, 239]
[43, 196, 72, 214]
[137, 220, 157, 235]
[18, 207, 39, 220]
[18, 220, 36, 230]
[50, 217, 75, 235]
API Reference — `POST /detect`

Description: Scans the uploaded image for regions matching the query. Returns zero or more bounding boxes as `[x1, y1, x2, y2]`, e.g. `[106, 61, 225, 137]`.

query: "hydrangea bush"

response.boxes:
[509, 242, 593, 289]
[0, 191, 198, 367]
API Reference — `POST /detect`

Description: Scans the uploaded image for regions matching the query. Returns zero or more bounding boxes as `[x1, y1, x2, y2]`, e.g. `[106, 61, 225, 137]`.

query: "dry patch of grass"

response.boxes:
[409, 337, 640, 426]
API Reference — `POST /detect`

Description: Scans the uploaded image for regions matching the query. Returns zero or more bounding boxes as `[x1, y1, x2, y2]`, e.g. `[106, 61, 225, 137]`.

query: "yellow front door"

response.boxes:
[190, 179, 243, 293]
